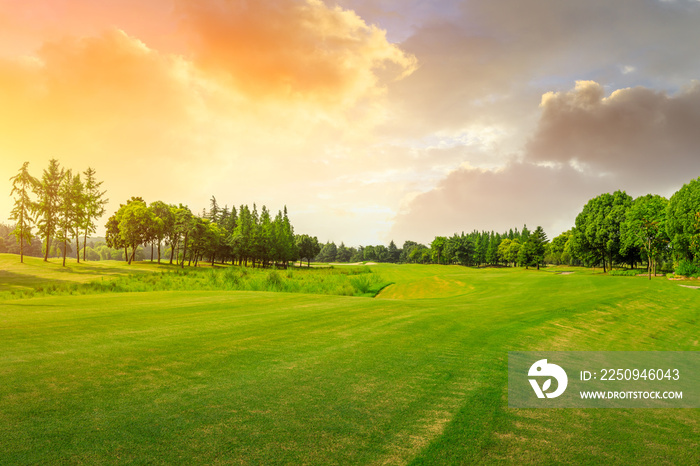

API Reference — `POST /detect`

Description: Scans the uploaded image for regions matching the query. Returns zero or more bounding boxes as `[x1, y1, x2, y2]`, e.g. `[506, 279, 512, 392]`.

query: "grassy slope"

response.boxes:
[0, 260, 698, 464]
[0, 254, 174, 291]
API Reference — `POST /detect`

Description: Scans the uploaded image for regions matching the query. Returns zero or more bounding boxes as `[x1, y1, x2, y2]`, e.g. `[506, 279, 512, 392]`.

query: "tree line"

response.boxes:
[7, 160, 700, 276]
[105, 196, 311, 269]
[313, 226, 548, 269]
[552, 178, 700, 278]
[313, 176, 700, 277]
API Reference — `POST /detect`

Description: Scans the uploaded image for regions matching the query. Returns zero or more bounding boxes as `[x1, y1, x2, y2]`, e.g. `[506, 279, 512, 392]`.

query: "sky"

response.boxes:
[2, 0, 700, 247]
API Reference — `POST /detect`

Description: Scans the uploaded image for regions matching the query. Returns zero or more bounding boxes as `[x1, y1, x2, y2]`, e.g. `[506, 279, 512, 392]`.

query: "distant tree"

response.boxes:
[408, 245, 425, 263]
[35, 159, 65, 261]
[57, 171, 79, 266]
[431, 236, 447, 264]
[691, 212, 700, 260]
[451, 234, 475, 266]
[116, 199, 158, 265]
[318, 242, 338, 263]
[374, 245, 390, 262]
[336, 242, 352, 262]
[573, 191, 632, 272]
[104, 213, 125, 258]
[350, 245, 365, 263]
[69, 172, 85, 264]
[272, 207, 297, 267]
[204, 221, 223, 266]
[400, 241, 420, 263]
[9, 162, 38, 263]
[622, 194, 669, 279]
[149, 201, 176, 263]
[387, 240, 400, 263]
[363, 245, 376, 262]
[547, 231, 572, 265]
[528, 226, 548, 270]
[81, 167, 107, 262]
[175, 205, 194, 267]
[296, 234, 321, 267]
[666, 177, 700, 263]
[506, 239, 521, 267]
[256, 206, 274, 267]
[517, 238, 533, 269]
[209, 196, 220, 223]
[497, 238, 512, 266]
[486, 232, 499, 265]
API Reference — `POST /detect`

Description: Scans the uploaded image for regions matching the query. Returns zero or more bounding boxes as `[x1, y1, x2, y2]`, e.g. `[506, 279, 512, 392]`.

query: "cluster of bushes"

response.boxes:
[674, 260, 700, 278]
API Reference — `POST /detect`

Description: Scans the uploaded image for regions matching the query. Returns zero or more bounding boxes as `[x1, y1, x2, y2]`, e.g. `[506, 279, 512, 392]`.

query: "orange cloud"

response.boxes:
[0, 28, 211, 217]
[0, 17, 415, 244]
[177, 0, 416, 105]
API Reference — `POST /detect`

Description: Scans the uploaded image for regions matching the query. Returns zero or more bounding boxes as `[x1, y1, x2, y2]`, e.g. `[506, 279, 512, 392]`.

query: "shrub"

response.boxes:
[266, 271, 283, 289]
[609, 269, 645, 277]
[675, 260, 700, 277]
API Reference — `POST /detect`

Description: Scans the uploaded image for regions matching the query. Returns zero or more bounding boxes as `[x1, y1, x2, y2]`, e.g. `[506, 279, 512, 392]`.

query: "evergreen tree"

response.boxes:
[486, 232, 499, 265]
[56, 171, 78, 266]
[69, 172, 85, 264]
[387, 240, 400, 263]
[232, 205, 253, 266]
[9, 162, 38, 263]
[317, 242, 338, 262]
[336, 242, 352, 262]
[209, 196, 220, 223]
[529, 226, 548, 270]
[35, 159, 65, 261]
[278, 206, 297, 267]
[81, 167, 107, 261]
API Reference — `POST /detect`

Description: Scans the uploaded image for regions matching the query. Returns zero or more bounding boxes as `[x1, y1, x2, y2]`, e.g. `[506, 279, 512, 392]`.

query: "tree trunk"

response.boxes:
[62, 236, 67, 267]
[20, 234, 24, 263]
[158, 241, 161, 263]
[44, 235, 50, 261]
[181, 233, 188, 268]
[75, 235, 80, 264]
[602, 252, 606, 273]
[83, 228, 88, 262]
[150, 242, 154, 262]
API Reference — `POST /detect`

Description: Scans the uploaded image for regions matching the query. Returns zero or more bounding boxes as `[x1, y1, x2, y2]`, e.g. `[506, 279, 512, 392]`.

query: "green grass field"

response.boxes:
[0, 255, 698, 464]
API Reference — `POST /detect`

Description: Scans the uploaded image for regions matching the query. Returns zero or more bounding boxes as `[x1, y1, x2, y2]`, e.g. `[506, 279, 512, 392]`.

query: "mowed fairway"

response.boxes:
[0, 262, 698, 464]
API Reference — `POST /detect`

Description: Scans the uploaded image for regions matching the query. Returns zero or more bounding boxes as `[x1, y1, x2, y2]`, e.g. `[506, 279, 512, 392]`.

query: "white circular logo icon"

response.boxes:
[528, 359, 568, 398]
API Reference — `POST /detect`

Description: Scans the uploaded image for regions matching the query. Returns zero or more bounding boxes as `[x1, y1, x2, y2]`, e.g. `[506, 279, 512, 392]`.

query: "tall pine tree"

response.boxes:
[36, 159, 65, 261]
[9, 162, 38, 263]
